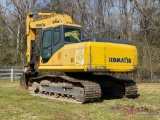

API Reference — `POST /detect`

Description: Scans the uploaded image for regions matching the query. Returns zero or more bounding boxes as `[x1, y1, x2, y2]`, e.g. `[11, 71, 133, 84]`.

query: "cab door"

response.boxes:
[52, 26, 62, 65]
[40, 28, 53, 64]
[52, 26, 61, 55]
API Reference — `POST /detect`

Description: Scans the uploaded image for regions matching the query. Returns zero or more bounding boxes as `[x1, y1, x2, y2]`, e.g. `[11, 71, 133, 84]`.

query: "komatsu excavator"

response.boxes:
[20, 12, 139, 103]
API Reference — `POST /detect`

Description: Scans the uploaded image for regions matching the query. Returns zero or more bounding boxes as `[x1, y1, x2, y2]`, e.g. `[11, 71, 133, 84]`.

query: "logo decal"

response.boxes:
[109, 57, 132, 63]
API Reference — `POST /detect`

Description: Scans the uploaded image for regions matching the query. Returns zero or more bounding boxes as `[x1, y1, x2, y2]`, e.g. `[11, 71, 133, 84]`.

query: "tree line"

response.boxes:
[0, 0, 160, 81]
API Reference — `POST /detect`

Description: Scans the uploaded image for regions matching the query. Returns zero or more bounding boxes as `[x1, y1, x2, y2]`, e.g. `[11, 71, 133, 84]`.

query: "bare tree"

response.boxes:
[0, 0, 39, 65]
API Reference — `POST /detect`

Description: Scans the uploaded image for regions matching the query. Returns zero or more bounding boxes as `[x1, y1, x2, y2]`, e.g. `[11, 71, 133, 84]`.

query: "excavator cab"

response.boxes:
[40, 25, 82, 64]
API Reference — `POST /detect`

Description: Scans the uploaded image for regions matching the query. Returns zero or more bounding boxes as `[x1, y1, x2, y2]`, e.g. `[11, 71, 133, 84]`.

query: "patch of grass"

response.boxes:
[0, 80, 159, 120]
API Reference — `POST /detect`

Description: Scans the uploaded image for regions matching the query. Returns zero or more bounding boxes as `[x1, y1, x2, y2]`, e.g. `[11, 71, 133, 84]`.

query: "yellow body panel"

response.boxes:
[38, 42, 138, 73]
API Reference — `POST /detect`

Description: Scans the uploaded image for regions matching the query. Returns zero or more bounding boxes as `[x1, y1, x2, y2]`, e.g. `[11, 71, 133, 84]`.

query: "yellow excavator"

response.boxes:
[20, 12, 139, 103]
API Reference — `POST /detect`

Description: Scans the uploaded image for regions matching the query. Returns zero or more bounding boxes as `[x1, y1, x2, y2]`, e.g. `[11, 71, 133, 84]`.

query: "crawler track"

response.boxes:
[29, 75, 101, 103]
[122, 79, 139, 98]
[92, 75, 139, 98]
[24, 74, 138, 103]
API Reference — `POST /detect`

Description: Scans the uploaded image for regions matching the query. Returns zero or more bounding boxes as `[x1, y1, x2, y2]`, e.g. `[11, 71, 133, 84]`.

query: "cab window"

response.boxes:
[53, 27, 60, 45]
[64, 27, 81, 43]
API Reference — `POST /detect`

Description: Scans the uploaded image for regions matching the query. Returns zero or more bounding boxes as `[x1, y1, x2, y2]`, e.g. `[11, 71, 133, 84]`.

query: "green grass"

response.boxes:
[0, 80, 160, 120]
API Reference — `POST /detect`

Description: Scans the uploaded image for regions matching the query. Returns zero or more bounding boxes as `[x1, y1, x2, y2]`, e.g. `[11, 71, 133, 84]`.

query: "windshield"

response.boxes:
[64, 27, 81, 43]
